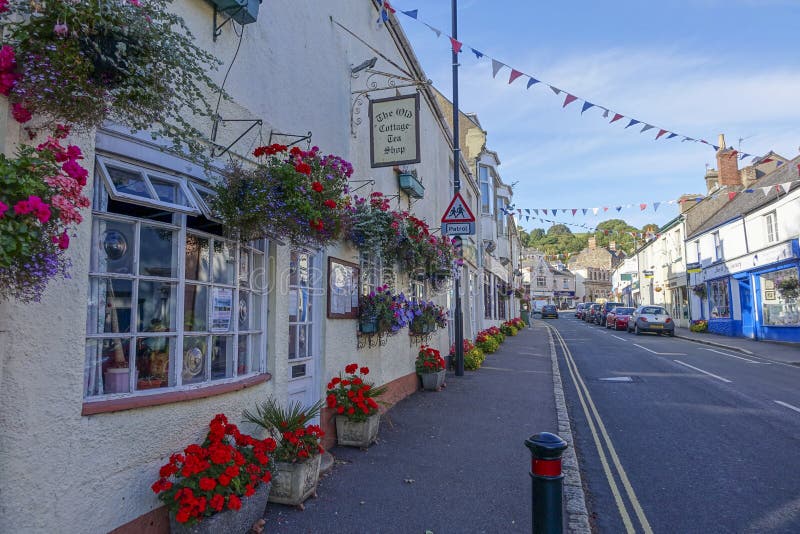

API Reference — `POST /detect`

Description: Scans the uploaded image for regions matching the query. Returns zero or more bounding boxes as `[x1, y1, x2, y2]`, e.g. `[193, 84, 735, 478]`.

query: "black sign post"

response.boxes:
[451, 0, 464, 377]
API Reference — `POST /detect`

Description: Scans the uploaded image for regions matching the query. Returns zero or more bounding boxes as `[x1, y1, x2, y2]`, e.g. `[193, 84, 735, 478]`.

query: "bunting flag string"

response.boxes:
[500, 176, 800, 219]
[386, 3, 758, 158]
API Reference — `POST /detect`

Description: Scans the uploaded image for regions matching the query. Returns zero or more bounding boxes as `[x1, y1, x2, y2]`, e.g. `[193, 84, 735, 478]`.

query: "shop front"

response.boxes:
[699, 239, 800, 341]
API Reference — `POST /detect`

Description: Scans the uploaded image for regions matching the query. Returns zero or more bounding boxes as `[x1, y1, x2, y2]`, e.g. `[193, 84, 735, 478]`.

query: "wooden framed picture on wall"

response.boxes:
[327, 257, 360, 319]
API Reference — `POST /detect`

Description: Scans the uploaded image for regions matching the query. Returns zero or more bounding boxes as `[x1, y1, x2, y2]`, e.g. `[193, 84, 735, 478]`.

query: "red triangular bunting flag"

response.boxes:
[655, 129, 668, 140]
[728, 192, 737, 201]
[563, 94, 578, 107]
[640, 203, 647, 211]
[383, 0, 396, 13]
[508, 69, 523, 84]
[449, 37, 463, 54]
[610, 113, 624, 123]
[571, 209, 577, 216]
[603, 207, 609, 212]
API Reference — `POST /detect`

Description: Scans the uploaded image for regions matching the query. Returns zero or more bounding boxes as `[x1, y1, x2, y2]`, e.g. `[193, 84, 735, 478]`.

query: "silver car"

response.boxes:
[627, 305, 675, 336]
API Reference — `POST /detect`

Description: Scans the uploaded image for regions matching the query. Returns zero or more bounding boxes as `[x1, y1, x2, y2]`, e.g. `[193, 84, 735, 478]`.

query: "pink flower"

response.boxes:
[11, 103, 32, 124]
[54, 22, 68, 37]
[66, 145, 83, 160]
[0, 72, 17, 96]
[62, 159, 88, 185]
[129, 0, 142, 6]
[55, 232, 70, 250]
[0, 200, 8, 218]
[0, 1, 8, 14]
[0, 45, 16, 71]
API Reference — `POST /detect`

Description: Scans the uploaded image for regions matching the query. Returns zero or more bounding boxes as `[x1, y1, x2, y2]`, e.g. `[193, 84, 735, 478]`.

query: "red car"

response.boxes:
[605, 306, 635, 330]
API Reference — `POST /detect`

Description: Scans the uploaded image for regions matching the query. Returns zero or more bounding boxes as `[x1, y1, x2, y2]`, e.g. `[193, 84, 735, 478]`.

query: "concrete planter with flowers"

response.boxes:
[326, 364, 388, 448]
[243, 397, 326, 509]
[416, 345, 446, 391]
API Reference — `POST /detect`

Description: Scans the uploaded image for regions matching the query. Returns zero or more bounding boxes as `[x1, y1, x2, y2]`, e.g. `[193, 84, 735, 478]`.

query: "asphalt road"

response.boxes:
[544, 315, 800, 534]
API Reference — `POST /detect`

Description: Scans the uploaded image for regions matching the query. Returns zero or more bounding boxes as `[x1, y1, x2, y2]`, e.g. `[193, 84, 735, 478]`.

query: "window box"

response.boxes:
[208, 0, 261, 26]
[398, 172, 425, 199]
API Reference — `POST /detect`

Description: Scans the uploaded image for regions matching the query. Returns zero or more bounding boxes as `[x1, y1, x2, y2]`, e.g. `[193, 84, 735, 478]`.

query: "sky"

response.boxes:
[390, 0, 800, 232]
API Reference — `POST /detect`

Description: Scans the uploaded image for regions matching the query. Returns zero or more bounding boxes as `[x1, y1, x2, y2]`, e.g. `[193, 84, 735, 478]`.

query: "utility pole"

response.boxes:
[451, 0, 464, 376]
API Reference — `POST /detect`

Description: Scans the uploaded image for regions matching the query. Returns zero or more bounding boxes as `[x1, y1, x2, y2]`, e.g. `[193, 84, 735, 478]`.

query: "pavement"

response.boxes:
[673, 326, 800, 364]
[262, 322, 572, 533]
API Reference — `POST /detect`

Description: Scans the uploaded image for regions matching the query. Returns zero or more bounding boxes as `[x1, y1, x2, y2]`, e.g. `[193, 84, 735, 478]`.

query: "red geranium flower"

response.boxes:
[311, 181, 324, 192]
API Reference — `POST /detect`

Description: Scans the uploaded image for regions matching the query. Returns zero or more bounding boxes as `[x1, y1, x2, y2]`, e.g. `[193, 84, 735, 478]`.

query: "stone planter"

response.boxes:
[168, 482, 270, 534]
[268, 454, 322, 509]
[335, 413, 380, 448]
[419, 369, 446, 391]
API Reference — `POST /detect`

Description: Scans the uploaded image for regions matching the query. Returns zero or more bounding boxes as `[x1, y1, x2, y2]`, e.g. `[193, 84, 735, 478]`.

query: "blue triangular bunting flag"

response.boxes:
[401, 9, 418, 18]
[471, 48, 483, 59]
[527, 77, 539, 89]
[625, 119, 640, 129]
[667, 133, 678, 139]
[581, 101, 594, 114]
[653, 202, 660, 211]
[582, 208, 588, 215]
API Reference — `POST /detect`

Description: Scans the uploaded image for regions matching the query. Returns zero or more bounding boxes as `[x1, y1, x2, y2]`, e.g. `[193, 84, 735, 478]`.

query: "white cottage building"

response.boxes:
[0, 2, 487, 532]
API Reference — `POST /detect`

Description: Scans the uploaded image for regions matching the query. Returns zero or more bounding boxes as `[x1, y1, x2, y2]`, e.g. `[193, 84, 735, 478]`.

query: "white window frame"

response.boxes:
[96, 155, 200, 214]
[713, 232, 723, 261]
[764, 211, 778, 244]
[479, 165, 494, 215]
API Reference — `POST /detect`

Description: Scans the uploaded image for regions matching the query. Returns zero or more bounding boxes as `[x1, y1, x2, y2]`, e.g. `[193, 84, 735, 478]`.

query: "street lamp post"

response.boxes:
[451, 0, 464, 376]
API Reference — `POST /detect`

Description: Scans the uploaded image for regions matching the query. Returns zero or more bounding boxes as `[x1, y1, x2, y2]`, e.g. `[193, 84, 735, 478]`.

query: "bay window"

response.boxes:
[84, 156, 269, 399]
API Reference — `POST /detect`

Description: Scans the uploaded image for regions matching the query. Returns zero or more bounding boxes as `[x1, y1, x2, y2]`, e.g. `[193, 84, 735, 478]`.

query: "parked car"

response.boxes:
[575, 303, 585, 318]
[541, 305, 559, 319]
[585, 303, 601, 323]
[605, 307, 634, 330]
[627, 305, 675, 336]
[597, 302, 624, 327]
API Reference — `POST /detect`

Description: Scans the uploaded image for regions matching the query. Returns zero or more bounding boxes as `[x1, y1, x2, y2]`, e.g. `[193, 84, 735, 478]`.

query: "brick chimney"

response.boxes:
[715, 134, 741, 188]
[588, 237, 597, 250]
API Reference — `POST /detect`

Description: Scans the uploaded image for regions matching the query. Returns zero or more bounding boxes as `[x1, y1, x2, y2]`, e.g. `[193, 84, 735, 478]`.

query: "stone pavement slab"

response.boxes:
[262, 325, 558, 533]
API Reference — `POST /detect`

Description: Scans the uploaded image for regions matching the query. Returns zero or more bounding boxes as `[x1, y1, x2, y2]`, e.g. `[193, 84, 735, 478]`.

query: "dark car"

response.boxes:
[597, 302, 624, 326]
[578, 302, 593, 320]
[585, 303, 601, 323]
[605, 307, 634, 330]
[627, 305, 675, 336]
[541, 305, 559, 319]
[575, 303, 585, 318]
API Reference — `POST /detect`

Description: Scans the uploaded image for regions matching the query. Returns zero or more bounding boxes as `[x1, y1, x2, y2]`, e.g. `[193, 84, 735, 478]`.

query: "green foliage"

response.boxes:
[476, 337, 499, 354]
[2, 0, 226, 158]
[690, 320, 708, 333]
[501, 324, 518, 336]
[547, 224, 572, 236]
[242, 397, 324, 463]
[464, 347, 485, 370]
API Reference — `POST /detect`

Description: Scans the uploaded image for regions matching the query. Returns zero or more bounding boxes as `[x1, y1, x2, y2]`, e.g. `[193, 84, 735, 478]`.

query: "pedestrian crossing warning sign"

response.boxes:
[441, 192, 476, 223]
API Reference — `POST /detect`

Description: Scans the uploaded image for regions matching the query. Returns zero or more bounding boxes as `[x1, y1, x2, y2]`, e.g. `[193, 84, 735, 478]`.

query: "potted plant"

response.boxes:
[777, 277, 799, 300]
[326, 364, 387, 448]
[690, 319, 708, 333]
[0, 0, 225, 158]
[0, 126, 89, 303]
[408, 300, 437, 335]
[416, 345, 446, 391]
[243, 398, 325, 509]
[345, 192, 403, 266]
[358, 285, 393, 335]
[475, 332, 499, 354]
[151, 414, 276, 532]
[692, 284, 707, 299]
[211, 144, 351, 246]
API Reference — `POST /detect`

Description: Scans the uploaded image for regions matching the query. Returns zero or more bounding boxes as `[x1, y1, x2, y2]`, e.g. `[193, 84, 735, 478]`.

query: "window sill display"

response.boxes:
[151, 414, 276, 530]
[0, 0, 224, 157]
[326, 364, 387, 448]
[0, 126, 89, 302]
[212, 144, 351, 246]
[243, 398, 325, 509]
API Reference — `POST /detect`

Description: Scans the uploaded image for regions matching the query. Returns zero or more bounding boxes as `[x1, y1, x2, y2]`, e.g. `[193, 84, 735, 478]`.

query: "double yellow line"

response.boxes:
[545, 323, 653, 534]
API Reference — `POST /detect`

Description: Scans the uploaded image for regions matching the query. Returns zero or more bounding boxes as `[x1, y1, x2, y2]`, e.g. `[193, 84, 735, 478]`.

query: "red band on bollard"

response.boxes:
[532, 458, 562, 477]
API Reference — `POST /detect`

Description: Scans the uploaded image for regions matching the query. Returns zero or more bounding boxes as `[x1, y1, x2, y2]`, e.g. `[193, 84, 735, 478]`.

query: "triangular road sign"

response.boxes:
[441, 192, 476, 223]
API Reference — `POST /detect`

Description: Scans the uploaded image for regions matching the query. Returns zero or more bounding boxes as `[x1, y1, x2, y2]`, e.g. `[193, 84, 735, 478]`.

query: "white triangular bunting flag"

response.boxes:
[424, 23, 442, 38]
[781, 182, 792, 193]
[761, 186, 772, 196]
[592, 207, 599, 216]
[491, 59, 505, 78]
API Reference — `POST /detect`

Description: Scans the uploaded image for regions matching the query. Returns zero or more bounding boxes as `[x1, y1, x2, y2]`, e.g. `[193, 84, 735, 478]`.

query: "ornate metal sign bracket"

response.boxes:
[350, 68, 431, 136]
[269, 130, 313, 149]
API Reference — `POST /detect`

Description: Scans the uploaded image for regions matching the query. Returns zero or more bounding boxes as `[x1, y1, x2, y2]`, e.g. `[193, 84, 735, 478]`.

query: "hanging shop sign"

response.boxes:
[369, 93, 421, 168]
[643, 270, 654, 279]
[686, 262, 702, 274]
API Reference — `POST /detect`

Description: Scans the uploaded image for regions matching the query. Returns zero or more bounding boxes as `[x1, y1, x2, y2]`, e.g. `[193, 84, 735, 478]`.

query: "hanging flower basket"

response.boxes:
[0, 0, 226, 157]
[211, 145, 351, 246]
[692, 284, 707, 299]
[0, 127, 90, 303]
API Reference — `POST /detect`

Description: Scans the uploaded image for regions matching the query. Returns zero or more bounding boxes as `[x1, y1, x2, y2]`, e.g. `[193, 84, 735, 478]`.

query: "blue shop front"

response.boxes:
[698, 239, 800, 342]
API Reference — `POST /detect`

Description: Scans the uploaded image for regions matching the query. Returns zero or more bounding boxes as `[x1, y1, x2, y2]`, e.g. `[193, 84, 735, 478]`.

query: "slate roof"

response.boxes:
[688, 155, 800, 239]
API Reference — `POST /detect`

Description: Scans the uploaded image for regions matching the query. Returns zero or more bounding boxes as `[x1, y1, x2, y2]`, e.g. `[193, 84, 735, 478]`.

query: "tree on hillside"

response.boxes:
[592, 219, 639, 254]
[547, 224, 572, 236]
[641, 223, 659, 233]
